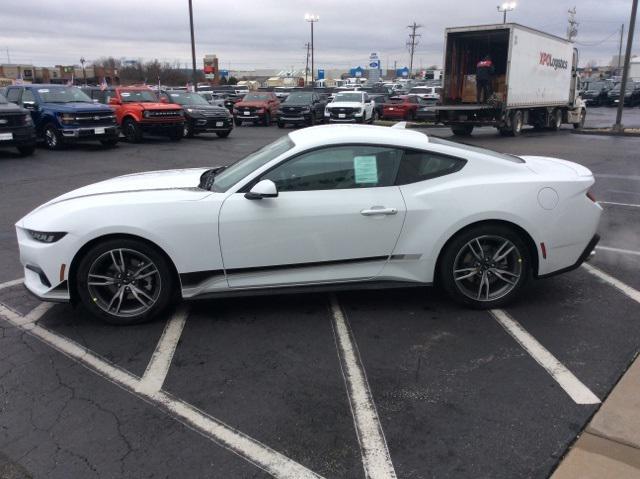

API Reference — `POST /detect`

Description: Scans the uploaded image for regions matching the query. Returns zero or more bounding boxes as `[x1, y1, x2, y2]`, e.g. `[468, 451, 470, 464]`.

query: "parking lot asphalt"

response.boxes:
[1, 113, 639, 479]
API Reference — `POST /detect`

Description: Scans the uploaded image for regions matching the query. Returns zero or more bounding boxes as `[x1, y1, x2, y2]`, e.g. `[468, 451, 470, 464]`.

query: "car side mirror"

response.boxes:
[245, 179, 278, 200]
[22, 101, 37, 110]
[108, 97, 121, 106]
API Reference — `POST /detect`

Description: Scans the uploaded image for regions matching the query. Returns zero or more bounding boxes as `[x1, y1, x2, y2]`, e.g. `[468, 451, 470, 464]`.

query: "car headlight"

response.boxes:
[26, 230, 67, 243]
[324, 109, 330, 115]
[143, 110, 150, 118]
[355, 108, 363, 115]
[256, 108, 265, 113]
[58, 113, 74, 125]
[186, 108, 194, 113]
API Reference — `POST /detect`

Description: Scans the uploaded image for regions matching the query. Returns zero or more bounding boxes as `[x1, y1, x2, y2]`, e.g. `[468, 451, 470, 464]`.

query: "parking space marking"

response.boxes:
[598, 201, 640, 209]
[582, 263, 640, 304]
[595, 174, 640, 181]
[0, 302, 326, 479]
[329, 294, 398, 479]
[490, 309, 601, 405]
[136, 305, 189, 394]
[596, 245, 640, 257]
[0, 278, 23, 291]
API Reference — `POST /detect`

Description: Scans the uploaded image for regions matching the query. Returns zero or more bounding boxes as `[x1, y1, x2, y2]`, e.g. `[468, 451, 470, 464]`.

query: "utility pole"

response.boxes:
[614, 0, 638, 132]
[5, 47, 10, 64]
[304, 42, 310, 85]
[406, 22, 422, 79]
[618, 23, 625, 75]
[188, 0, 197, 91]
[567, 7, 579, 42]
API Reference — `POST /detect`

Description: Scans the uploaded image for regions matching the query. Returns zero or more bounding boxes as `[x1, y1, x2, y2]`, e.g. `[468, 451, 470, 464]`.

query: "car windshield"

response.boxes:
[285, 92, 313, 103]
[409, 87, 430, 93]
[243, 93, 271, 101]
[0, 93, 7, 104]
[585, 82, 605, 90]
[120, 90, 158, 102]
[429, 137, 524, 163]
[37, 86, 92, 103]
[334, 93, 362, 102]
[212, 136, 295, 192]
[167, 92, 209, 106]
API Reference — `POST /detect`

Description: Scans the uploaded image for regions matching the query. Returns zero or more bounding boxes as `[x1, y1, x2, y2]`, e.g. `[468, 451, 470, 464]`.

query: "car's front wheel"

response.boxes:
[75, 238, 176, 325]
[439, 224, 531, 309]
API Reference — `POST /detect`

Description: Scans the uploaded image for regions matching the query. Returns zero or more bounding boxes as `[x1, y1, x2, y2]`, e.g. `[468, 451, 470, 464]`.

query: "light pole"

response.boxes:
[614, 0, 638, 132]
[497, 2, 516, 23]
[304, 13, 319, 86]
[188, 0, 197, 91]
[79, 57, 86, 85]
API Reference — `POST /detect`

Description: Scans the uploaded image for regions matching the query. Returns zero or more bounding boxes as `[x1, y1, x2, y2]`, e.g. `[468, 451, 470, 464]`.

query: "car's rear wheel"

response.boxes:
[75, 238, 176, 325]
[439, 224, 531, 309]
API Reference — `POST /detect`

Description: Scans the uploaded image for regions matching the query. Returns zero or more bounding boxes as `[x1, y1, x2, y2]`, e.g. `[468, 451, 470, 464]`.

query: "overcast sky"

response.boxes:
[1, 0, 638, 70]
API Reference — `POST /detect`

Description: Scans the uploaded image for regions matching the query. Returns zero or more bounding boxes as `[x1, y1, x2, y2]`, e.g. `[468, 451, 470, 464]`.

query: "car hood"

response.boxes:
[42, 102, 113, 113]
[0, 102, 27, 114]
[235, 101, 270, 108]
[327, 102, 364, 109]
[123, 102, 182, 111]
[37, 167, 211, 209]
[281, 102, 312, 107]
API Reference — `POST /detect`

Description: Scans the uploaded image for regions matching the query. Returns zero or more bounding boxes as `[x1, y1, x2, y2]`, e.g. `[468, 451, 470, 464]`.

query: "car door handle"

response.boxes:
[360, 207, 398, 216]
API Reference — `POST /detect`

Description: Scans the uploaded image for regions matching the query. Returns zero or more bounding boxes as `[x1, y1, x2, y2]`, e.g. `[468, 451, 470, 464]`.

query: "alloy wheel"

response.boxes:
[45, 127, 57, 148]
[452, 235, 522, 302]
[87, 248, 162, 318]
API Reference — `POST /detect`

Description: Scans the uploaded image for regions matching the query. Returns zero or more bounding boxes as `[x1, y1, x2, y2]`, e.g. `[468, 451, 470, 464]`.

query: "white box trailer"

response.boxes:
[430, 23, 586, 136]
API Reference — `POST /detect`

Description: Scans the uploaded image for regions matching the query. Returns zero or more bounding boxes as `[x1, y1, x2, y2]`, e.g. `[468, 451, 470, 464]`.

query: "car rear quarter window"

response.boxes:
[428, 137, 525, 163]
[395, 150, 466, 185]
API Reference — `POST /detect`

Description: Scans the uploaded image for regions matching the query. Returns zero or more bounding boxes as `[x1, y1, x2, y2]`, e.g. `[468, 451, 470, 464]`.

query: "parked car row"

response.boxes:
[0, 84, 236, 155]
[580, 79, 640, 107]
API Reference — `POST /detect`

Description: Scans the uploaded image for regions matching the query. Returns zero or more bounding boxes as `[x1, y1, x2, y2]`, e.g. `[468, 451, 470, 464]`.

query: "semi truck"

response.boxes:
[428, 23, 586, 136]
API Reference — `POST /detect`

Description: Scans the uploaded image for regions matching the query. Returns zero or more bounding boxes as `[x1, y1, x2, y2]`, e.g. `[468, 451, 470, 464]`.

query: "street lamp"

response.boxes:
[497, 2, 516, 23]
[304, 13, 319, 86]
[79, 56, 86, 85]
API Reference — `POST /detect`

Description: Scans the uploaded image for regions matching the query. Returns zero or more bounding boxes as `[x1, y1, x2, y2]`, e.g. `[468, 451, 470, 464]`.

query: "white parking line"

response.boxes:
[598, 201, 640, 208]
[136, 305, 189, 394]
[596, 245, 640, 257]
[582, 263, 640, 304]
[0, 303, 325, 479]
[329, 294, 398, 479]
[490, 309, 601, 405]
[0, 278, 23, 291]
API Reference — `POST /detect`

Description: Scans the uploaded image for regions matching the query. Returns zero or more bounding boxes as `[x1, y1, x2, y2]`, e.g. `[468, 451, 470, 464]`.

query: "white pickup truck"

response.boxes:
[325, 91, 376, 123]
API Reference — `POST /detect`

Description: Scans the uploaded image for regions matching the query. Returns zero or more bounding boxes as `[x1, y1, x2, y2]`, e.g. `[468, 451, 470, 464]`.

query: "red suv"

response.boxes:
[233, 92, 280, 126]
[107, 86, 184, 142]
[382, 95, 422, 121]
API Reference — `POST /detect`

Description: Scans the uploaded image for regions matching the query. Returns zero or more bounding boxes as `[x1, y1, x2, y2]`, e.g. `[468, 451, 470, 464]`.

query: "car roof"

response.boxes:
[288, 124, 430, 150]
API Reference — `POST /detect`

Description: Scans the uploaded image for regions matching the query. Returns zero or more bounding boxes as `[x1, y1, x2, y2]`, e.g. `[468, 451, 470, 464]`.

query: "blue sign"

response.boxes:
[369, 61, 380, 69]
[396, 67, 409, 78]
[317, 69, 325, 80]
[219, 70, 229, 78]
[350, 66, 364, 78]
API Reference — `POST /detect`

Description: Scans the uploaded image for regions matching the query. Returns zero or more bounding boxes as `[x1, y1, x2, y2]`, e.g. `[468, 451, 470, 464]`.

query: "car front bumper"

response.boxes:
[0, 126, 36, 146]
[191, 117, 233, 132]
[60, 125, 119, 140]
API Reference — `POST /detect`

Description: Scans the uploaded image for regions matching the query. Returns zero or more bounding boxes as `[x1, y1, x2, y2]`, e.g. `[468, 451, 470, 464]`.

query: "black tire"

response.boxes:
[234, 118, 242, 127]
[506, 110, 523, 137]
[573, 109, 586, 129]
[75, 238, 177, 325]
[308, 114, 315, 126]
[168, 126, 183, 141]
[439, 223, 531, 309]
[451, 125, 473, 136]
[549, 109, 562, 131]
[43, 123, 63, 150]
[123, 118, 143, 143]
[184, 122, 195, 138]
[262, 112, 271, 126]
[100, 138, 119, 148]
[216, 130, 231, 138]
[277, 120, 285, 128]
[405, 110, 415, 121]
[17, 144, 35, 156]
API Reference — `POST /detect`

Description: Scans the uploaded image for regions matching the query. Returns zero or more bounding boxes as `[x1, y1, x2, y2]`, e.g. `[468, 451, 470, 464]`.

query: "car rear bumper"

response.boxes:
[537, 234, 600, 279]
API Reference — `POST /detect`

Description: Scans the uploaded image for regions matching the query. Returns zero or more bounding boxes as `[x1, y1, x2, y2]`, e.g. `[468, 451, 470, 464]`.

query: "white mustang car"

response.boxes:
[16, 124, 601, 324]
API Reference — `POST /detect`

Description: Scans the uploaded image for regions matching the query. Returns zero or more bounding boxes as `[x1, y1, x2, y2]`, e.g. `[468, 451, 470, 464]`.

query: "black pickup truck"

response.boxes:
[276, 90, 326, 127]
[0, 92, 36, 156]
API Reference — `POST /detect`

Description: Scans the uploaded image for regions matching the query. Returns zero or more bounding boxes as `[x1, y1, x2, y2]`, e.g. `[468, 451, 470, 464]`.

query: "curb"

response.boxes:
[572, 129, 640, 137]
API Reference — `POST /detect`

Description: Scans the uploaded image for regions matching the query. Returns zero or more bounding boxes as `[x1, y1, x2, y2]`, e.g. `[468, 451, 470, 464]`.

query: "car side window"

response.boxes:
[395, 150, 466, 185]
[262, 145, 403, 192]
[21, 89, 35, 105]
[6, 88, 21, 103]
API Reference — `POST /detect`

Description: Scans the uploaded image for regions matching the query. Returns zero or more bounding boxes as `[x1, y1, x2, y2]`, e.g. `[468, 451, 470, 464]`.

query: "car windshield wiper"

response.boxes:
[198, 166, 227, 191]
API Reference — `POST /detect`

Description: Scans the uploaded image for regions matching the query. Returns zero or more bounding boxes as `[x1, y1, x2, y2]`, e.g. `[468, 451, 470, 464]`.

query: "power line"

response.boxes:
[406, 22, 422, 78]
[575, 29, 621, 46]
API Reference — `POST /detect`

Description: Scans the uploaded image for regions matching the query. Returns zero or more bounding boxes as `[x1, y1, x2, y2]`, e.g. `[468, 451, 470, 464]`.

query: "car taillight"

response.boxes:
[586, 191, 596, 202]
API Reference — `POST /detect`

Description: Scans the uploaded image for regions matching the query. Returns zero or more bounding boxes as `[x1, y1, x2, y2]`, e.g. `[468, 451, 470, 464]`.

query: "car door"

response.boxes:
[218, 144, 407, 288]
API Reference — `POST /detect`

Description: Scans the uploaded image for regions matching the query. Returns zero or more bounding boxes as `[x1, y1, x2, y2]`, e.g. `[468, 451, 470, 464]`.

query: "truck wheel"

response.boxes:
[234, 118, 242, 127]
[262, 112, 271, 127]
[43, 123, 63, 150]
[451, 125, 473, 136]
[504, 110, 523, 137]
[277, 120, 285, 128]
[549, 109, 562, 131]
[123, 118, 143, 143]
[17, 144, 36, 156]
[168, 127, 183, 141]
[573, 109, 586, 129]
[183, 122, 194, 138]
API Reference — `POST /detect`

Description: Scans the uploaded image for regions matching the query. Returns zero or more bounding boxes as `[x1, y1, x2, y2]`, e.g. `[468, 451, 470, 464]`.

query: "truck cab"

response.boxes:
[5, 84, 119, 149]
[324, 91, 376, 123]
